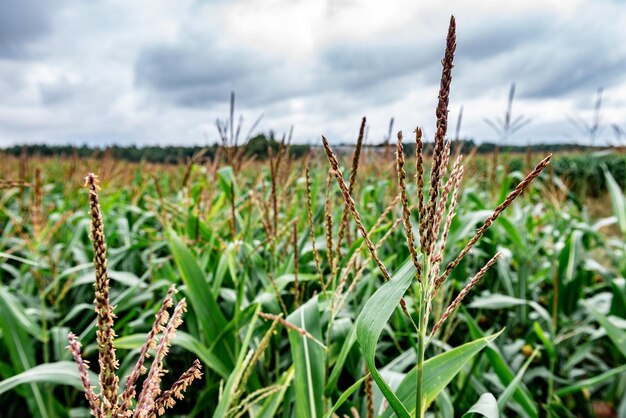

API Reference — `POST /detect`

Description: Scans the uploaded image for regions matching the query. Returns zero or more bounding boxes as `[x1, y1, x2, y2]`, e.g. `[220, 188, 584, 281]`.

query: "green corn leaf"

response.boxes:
[0, 289, 49, 417]
[168, 232, 235, 368]
[557, 230, 584, 315]
[0, 361, 98, 395]
[469, 294, 551, 326]
[587, 305, 626, 358]
[287, 296, 326, 418]
[0, 286, 44, 341]
[0, 251, 41, 267]
[436, 389, 454, 418]
[498, 348, 538, 411]
[462, 393, 499, 418]
[114, 332, 230, 379]
[217, 166, 240, 198]
[560, 230, 583, 285]
[497, 216, 524, 250]
[555, 364, 626, 396]
[379, 330, 504, 418]
[610, 278, 626, 317]
[355, 258, 415, 418]
[173, 332, 231, 379]
[465, 311, 538, 418]
[325, 323, 357, 395]
[604, 168, 626, 236]
[533, 322, 556, 363]
[355, 257, 503, 417]
[212, 305, 261, 418]
[256, 367, 295, 418]
[322, 374, 368, 418]
[72, 270, 147, 289]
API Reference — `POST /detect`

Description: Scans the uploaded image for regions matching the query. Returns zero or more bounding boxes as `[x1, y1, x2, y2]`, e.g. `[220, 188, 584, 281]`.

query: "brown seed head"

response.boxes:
[437, 154, 551, 286]
[322, 136, 391, 283]
[415, 128, 426, 245]
[431, 252, 500, 336]
[85, 173, 119, 409]
[336, 117, 366, 255]
[68, 333, 100, 417]
[396, 132, 421, 280]
[119, 286, 177, 414]
[148, 359, 203, 417]
[423, 16, 457, 255]
[135, 299, 188, 416]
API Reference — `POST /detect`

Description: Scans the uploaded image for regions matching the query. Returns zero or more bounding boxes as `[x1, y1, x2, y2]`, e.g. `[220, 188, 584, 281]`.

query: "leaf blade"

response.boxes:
[355, 258, 415, 418]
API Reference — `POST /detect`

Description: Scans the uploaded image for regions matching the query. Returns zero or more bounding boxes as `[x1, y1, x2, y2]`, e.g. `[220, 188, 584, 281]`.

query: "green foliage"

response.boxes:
[0, 151, 625, 417]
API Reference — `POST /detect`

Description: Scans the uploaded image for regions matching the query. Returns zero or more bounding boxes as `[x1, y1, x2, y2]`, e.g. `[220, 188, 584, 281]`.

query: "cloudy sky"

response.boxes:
[1, 0, 625, 147]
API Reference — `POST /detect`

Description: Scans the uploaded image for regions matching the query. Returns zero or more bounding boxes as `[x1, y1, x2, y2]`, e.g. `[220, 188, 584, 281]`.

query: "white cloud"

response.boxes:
[0, 0, 624, 146]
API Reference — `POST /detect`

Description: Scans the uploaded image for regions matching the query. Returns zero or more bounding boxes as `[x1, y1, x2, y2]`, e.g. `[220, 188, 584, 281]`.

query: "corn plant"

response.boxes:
[320, 16, 551, 417]
[67, 174, 202, 417]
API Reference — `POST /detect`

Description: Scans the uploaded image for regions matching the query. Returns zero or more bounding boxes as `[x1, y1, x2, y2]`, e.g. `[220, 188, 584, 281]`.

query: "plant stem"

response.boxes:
[416, 286, 426, 418]
[416, 255, 429, 418]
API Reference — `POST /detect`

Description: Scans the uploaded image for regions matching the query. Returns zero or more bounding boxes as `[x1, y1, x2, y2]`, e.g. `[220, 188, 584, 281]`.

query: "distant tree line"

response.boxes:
[0, 135, 611, 164]
[1, 133, 310, 164]
[390, 140, 606, 156]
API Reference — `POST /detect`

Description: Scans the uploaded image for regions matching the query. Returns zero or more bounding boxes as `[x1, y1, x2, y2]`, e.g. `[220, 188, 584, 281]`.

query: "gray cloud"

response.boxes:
[136, 42, 252, 93]
[1, 0, 625, 146]
[0, 0, 60, 58]
[520, 25, 626, 99]
[477, 7, 626, 100]
[459, 14, 553, 61]
[317, 12, 556, 105]
[38, 76, 77, 105]
[319, 40, 437, 91]
[134, 37, 305, 108]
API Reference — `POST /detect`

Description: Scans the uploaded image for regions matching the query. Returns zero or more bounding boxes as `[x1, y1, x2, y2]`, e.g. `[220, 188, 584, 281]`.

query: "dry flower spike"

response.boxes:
[321, 15, 551, 418]
[68, 173, 202, 418]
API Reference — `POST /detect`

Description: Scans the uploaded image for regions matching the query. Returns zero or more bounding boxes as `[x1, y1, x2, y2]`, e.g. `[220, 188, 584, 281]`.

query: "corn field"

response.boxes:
[1, 18, 626, 418]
